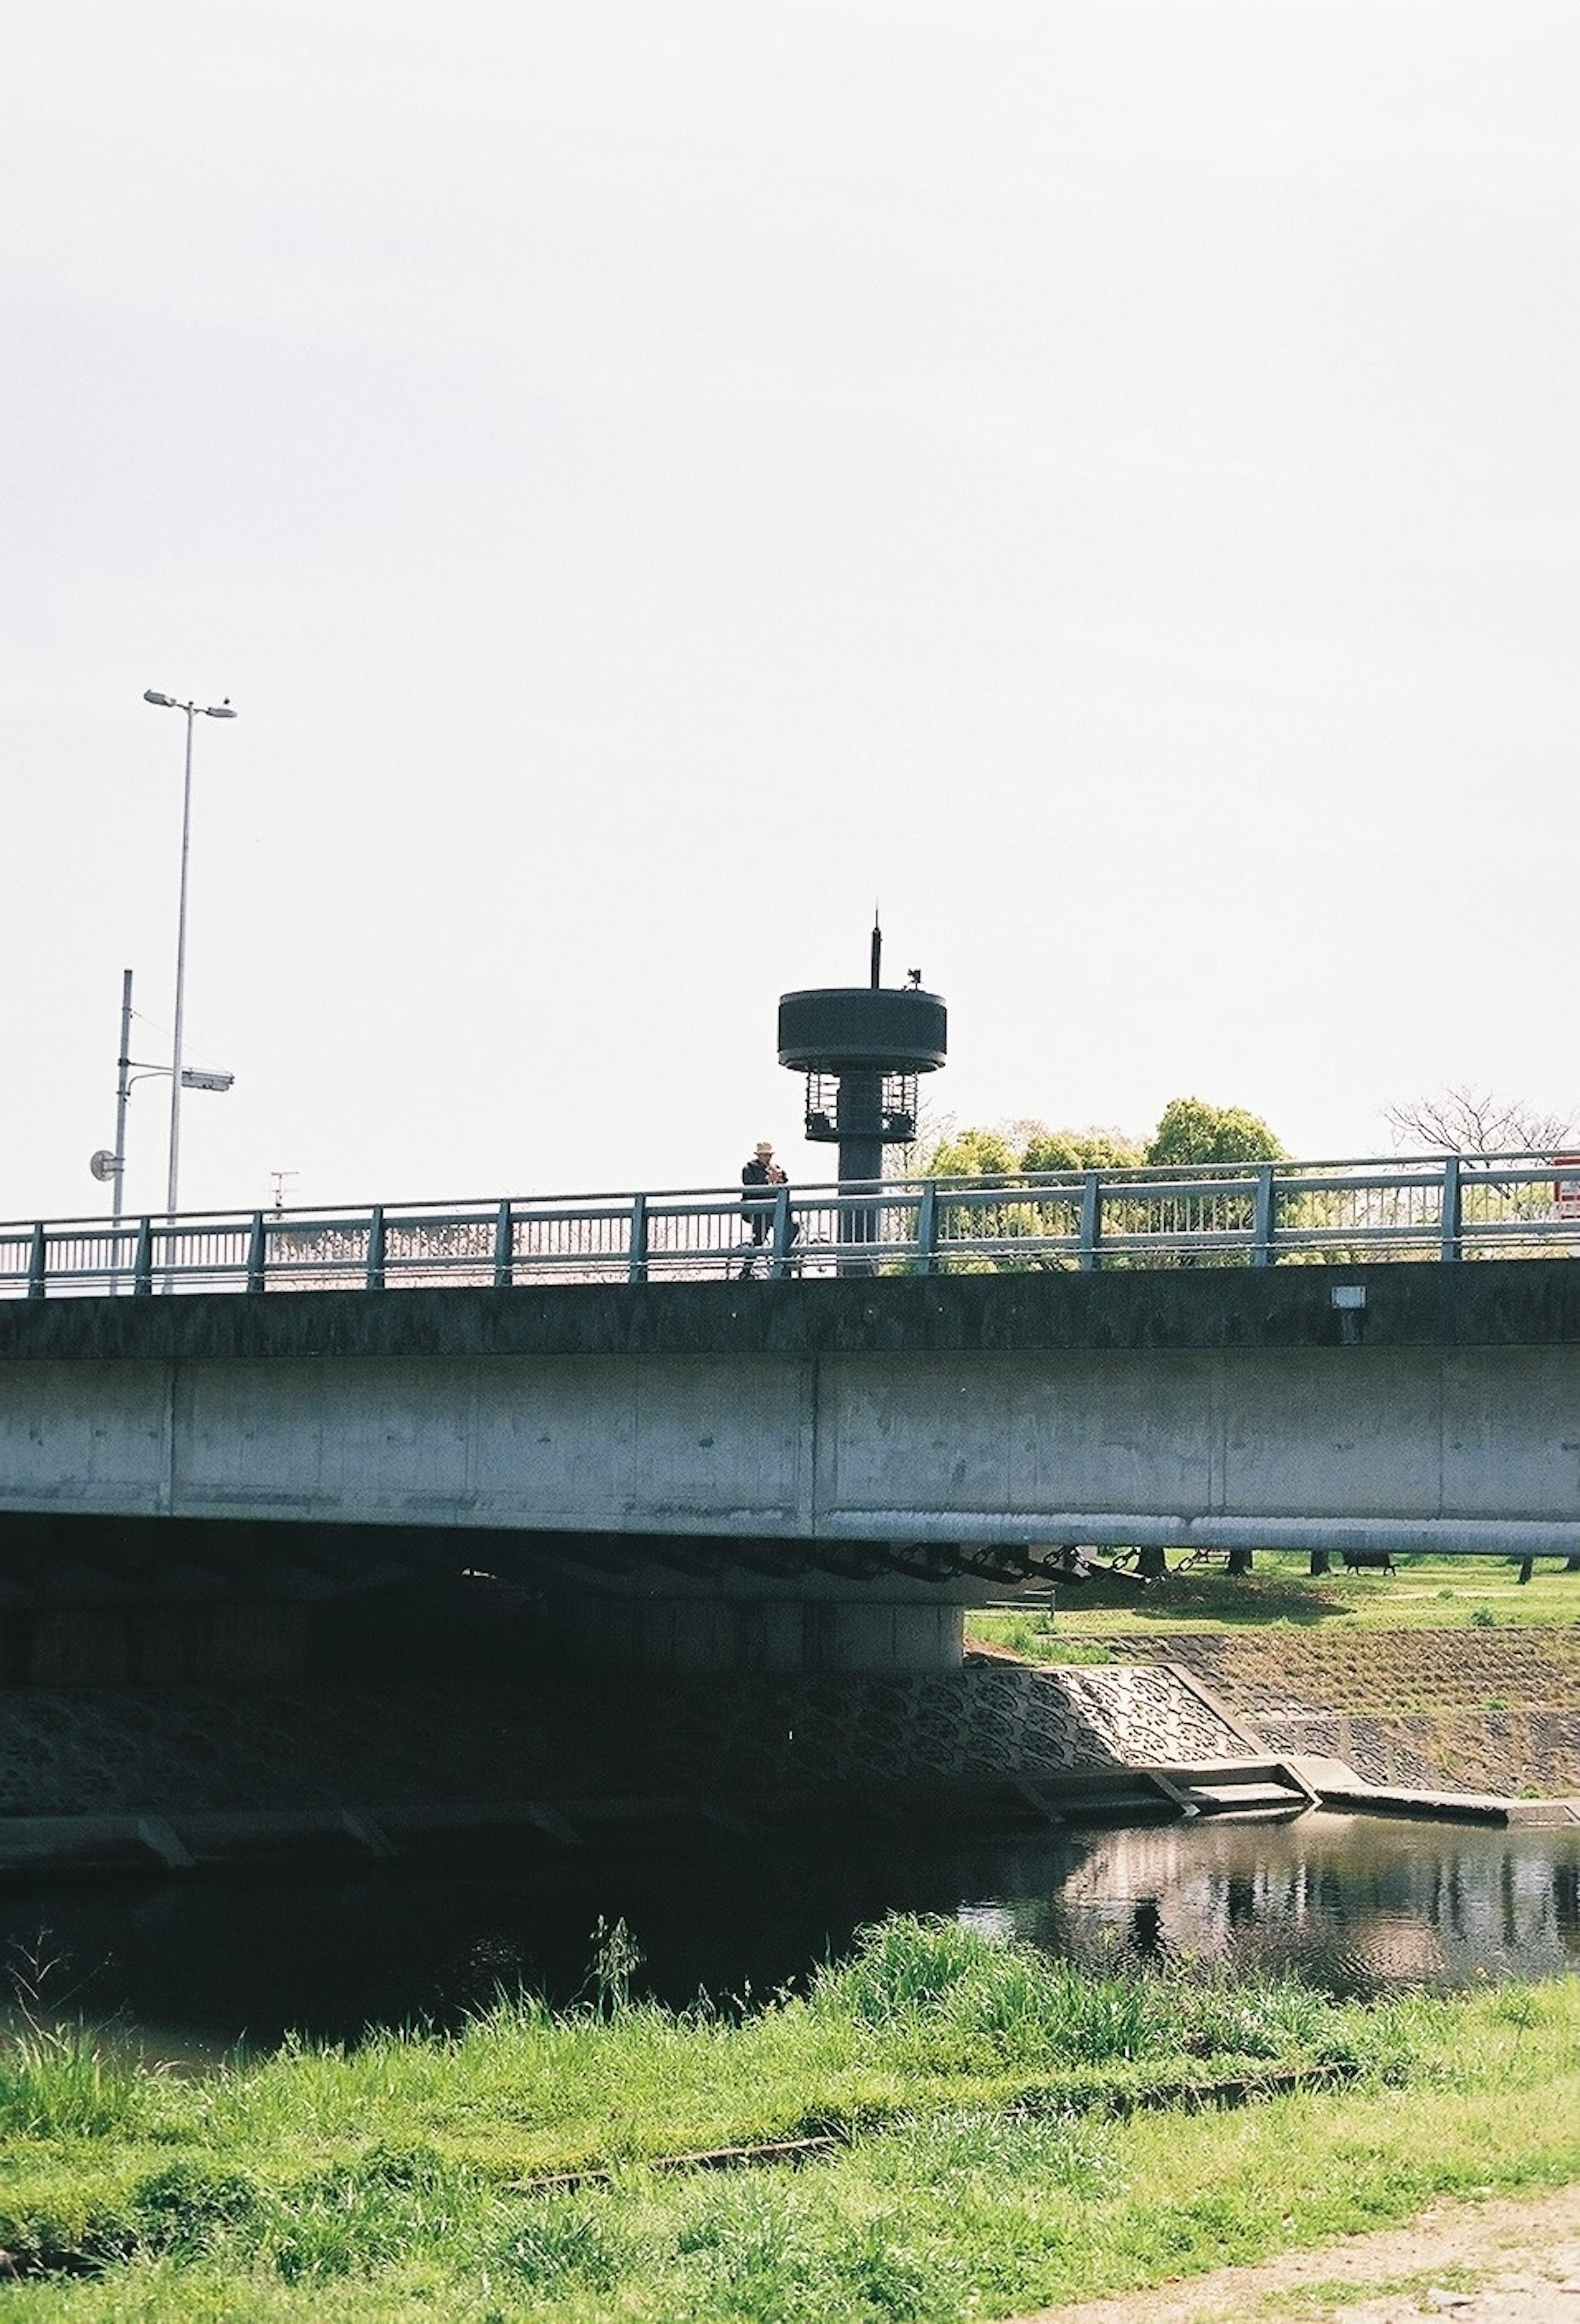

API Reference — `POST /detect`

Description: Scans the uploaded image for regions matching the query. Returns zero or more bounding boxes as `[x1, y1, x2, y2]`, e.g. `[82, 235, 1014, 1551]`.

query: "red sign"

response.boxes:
[1554, 1157, 1580, 1220]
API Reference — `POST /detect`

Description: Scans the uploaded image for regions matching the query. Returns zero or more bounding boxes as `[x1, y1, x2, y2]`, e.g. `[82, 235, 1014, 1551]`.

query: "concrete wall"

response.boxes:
[0, 1261, 1576, 1559]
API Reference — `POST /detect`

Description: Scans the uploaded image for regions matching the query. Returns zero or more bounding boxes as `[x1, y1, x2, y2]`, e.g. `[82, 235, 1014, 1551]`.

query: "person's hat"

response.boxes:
[755, 1140, 774, 1154]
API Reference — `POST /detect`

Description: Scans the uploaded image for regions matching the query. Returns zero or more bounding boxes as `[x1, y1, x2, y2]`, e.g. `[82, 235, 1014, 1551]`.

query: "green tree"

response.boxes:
[922, 1122, 1146, 1269]
[926, 1126, 1021, 1180]
[922, 1126, 1035, 1261]
[1146, 1096, 1286, 1168]
[1021, 1125, 1145, 1173]
[1130, 1096, 1287, 1270]
[920, 1106, 1286, 1269]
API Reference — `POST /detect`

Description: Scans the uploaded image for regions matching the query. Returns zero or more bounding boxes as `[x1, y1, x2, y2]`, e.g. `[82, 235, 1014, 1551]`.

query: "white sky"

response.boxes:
[3, 1, 1575, 1222]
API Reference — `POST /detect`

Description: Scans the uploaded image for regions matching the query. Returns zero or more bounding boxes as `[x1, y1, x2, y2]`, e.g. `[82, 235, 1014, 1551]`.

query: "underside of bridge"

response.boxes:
[0, 1505, 1188, 1867]
[0, 1509, 1105, 1682]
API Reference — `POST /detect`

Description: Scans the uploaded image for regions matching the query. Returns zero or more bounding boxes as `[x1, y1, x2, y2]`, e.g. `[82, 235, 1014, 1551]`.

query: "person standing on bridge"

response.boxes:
[740, 1140, 796, 1276]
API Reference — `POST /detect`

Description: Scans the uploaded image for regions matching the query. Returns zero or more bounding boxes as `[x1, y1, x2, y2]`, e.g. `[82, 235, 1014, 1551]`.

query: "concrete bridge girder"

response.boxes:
[1, 1342, 1576, 1559]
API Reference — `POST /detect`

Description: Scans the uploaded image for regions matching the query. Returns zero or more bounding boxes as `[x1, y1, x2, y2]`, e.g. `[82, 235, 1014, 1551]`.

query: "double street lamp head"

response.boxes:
[144, 689, 237, 719]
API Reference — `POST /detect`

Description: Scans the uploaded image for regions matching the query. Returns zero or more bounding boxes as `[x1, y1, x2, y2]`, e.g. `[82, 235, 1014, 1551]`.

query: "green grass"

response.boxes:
[0, 2024, 155, 2141]
[0, 1916, 1575, 2319]
[967, 1554, 1580, 1650]
[968, 1609, 1115, 1662]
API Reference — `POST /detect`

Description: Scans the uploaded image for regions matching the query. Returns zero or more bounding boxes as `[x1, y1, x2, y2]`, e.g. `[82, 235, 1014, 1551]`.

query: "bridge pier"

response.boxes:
[537, 1591, 964, 1675]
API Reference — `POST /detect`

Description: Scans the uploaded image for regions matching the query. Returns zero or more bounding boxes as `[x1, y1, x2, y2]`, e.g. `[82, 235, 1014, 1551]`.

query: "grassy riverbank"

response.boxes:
[1, 1917, 1577, 2319]
[970, 1552, 1580, 1651]
[967, 1556, 1580, 1796]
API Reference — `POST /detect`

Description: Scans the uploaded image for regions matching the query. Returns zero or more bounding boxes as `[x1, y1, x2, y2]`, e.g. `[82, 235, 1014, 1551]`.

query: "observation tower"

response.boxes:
[777, 921, 947, 1268]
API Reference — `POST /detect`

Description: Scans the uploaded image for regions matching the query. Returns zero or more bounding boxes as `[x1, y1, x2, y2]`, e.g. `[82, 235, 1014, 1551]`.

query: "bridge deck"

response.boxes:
[1, 1252, 1578, 1366]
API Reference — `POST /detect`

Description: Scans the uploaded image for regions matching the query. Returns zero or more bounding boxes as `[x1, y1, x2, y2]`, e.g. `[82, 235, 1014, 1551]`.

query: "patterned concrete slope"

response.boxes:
[0, 1663, 1259, 1820]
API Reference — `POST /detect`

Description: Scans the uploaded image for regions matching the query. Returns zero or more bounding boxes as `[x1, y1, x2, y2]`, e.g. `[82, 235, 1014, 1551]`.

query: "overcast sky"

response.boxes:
[3, 1, 1575, 1223]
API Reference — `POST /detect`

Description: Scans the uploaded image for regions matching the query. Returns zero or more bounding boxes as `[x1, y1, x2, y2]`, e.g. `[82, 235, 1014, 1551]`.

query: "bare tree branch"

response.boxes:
[1383, 1085, 1576, 1158]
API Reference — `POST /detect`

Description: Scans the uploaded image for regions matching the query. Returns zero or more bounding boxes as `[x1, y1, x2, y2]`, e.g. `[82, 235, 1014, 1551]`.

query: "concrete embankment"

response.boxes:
[1103, 1626, 1580, 1805]
[2, 1624, 1573, 1875]
[0, 1658, 1298, 1875]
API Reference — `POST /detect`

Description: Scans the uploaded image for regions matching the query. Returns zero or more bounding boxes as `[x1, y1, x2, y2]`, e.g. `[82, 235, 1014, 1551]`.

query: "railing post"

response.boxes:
[245, 1212, 266, 1294]
[366, 1206, 386, 1292]
[1252, 1165, 1276, 1267]
[26, 1224, 46, 1300]
[627, 1193, 648, 1286]
[767, 1184, 793, 1280]
[493, 1199, 515, 1291]
[1440, 1154, 1462, 1263]
[914, 1181, 938, 1275]
[132, 1218, 153, 1298]
[1078, 1172, 1102, 1271]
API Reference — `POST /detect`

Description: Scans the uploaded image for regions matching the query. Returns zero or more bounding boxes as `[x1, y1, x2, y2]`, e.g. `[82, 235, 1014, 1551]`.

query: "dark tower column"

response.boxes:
[835, 1071, 883, 1221]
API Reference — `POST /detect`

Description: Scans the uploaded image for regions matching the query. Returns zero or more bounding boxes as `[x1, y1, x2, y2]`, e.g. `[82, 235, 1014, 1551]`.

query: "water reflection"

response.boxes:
[0, 1810, 1575, 2058]
[1009, 1813, 1580, 1999]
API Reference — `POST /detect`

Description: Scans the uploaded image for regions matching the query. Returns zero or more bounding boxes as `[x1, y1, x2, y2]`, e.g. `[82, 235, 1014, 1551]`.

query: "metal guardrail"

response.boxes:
[2, 1153, 1578, 1299]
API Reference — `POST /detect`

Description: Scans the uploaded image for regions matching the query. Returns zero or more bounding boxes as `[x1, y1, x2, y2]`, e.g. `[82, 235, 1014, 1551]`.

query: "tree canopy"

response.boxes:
[926, 1122, 1145, 1178]
[925, 1126, 1022, 1180]
[925, 1101, 1284, 1179]
[1021, 1126, 1146, 1173]
[1144, 1095, 1286, 1169]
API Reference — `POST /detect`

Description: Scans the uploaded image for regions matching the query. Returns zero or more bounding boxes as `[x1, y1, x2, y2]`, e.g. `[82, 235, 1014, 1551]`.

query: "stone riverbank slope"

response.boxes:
[1104, 1626, 1580, 1798]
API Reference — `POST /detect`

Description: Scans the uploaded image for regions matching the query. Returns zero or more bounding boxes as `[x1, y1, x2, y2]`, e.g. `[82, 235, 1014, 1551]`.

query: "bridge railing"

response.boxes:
[3, 1152, 1578, 1297]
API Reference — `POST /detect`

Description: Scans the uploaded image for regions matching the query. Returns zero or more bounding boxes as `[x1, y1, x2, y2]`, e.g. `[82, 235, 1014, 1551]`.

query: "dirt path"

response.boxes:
[1008, 2185, 1580, 2323]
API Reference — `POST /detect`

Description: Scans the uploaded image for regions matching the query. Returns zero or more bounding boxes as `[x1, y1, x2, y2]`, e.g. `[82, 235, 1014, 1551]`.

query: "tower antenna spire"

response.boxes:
[870, 907, 882, 990]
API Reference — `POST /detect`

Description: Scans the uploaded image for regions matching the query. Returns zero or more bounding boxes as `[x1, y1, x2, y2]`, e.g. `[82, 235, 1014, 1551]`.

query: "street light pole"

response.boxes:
[143, 690, 236, 1219]
[112, 966, 133, 1234]
[166, 698, 197, 1222]
[90, 960, 234, 1290]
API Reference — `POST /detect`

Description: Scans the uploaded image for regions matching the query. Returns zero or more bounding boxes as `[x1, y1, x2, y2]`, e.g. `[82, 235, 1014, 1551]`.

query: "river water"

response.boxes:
[1, 1809, 1576, 2060]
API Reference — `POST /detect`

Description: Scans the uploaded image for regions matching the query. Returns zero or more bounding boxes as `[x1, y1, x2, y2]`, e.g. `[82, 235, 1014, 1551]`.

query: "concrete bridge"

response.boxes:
[0, 1255, 1575, 1679]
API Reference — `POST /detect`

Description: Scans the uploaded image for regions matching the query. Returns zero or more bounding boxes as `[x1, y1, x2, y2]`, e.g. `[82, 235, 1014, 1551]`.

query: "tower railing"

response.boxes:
[4, 1152, 1578, 1298]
